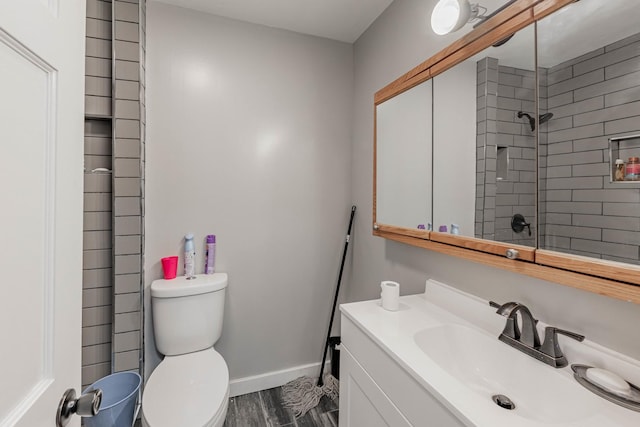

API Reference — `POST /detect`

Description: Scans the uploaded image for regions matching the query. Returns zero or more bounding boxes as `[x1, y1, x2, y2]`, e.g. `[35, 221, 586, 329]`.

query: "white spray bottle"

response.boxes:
[184, 233, 196, 278]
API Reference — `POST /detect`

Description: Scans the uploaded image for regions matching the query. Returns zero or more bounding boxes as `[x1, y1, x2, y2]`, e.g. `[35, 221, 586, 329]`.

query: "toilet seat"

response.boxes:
[142, 348, 229, 427]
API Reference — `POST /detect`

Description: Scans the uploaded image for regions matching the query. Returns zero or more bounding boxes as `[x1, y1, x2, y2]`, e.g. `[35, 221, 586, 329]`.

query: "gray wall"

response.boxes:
[539, 32, 640, 264]
[350, 0, 640, 360]
[145, 2, 353, 382]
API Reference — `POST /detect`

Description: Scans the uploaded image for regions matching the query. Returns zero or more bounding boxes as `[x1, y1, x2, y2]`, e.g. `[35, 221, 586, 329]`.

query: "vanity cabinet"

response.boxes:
[339, 315, 467, 427]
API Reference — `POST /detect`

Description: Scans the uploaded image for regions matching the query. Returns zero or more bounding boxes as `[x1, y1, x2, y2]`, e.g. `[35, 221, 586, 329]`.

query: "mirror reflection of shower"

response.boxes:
[517, 111, 554, 131]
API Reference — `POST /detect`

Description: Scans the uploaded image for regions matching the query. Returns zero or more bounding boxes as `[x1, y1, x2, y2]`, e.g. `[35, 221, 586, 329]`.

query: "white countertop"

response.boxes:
[340, 279, 640, 427]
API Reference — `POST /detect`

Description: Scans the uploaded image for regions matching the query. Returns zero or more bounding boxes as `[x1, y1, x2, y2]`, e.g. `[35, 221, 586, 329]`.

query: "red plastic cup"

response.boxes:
[161, 256, 178, 280]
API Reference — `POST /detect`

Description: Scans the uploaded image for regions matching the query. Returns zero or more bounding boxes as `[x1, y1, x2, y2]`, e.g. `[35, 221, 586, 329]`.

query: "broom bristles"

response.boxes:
[281, 374, 339, 417]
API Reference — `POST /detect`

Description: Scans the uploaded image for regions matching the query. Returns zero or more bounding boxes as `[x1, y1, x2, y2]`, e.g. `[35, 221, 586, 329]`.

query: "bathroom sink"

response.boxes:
[414, 323, 597, 423]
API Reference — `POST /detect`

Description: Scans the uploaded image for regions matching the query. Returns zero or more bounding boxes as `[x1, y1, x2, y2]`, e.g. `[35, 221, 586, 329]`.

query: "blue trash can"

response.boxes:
[83, 372, 141, 427]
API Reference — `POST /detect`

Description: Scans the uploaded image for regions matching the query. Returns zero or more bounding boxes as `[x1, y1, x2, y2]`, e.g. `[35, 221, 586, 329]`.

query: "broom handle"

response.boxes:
[317, 205, 356, 387]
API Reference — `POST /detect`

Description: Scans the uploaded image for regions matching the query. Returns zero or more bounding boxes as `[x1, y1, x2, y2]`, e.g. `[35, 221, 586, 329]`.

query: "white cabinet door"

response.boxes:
[0, 1, 86, 426]
[339, 346, 412, 427]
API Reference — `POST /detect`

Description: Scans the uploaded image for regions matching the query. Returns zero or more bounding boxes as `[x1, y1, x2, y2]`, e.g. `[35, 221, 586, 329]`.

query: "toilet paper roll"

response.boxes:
[380, 281, 400, 311]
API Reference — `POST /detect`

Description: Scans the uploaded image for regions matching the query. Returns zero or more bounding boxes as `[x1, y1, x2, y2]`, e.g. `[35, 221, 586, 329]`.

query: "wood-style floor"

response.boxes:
[224, 386, 339, 427]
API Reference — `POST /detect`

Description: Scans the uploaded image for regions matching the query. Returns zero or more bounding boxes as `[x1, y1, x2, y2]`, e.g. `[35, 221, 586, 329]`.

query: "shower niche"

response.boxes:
[609, 135, 640, 185]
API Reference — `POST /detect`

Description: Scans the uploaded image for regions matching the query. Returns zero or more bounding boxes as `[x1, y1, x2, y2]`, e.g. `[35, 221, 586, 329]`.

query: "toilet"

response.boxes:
[142, 273, 229, 427]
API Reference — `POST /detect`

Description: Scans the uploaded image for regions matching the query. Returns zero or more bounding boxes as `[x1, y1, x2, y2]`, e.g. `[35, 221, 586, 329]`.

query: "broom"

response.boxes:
[281, 205, 356, 417]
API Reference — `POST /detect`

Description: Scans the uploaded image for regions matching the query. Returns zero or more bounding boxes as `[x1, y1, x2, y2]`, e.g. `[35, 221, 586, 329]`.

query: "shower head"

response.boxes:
[539, 112, 554, 125]
[516, 111, 554, 132]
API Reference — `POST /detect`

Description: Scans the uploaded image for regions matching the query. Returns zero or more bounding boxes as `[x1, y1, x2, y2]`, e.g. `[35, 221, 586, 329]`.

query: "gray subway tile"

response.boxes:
[84, 173, 112, 193]
[547, 141, 573, 155]
[82, 362, 111, 388]
[114, 138, 141, 158]
[115, 254, 141, 275]
[83, 249, 112, 270]
[606, 33, 640, 53]
[548, 69, 604, 97]
[602, 229, 640, 245]
[82, 324, 112, 347]
[82, 305, 112, 327]
[86, 17, 112, 40]
[114, 197, 141, 217]
[546, 116, 573, 132]
[575, 70, 640, 102]
[84, 193, 111, 212]
[547, 65, 572, 86]
[114, 178, 141, 197]
[547, 150, 603, 167]
[573, 188, 640, 203]
[114, 158, 141, 177]
[87, 0, 112, 20]
[113, 350, 140, 372]
[84, 231, 112, 251]
[548, 123, 603, 144]
[551, 96, 604, 119]
[84, 212, 112, 231]
[86, 57, 112, 79]
[114, 0, 139, 23]
[115, 20, 140, 43]
[548, 91, 573, 109]
[573, 214, 640, 231]
[114, 330, 140, 352]
[115, 274, 140, 294]
[605, 86, 640, 107]
[572, 136, 609, 152]
[115, 99, 140, 120]
[114, 119, 140, 139]
[545, 201, 602, 214]
[545, 212, 572, 225]
[86, 37, 112, 59]
[85, 76, 111, 97]
[114, 312, 140, 333]
[574, 101, 640, 127]
[606, 55, 640, 80]
[114, 292, 140, 313]
[83, 268, 112, 289]
[115, 80, 140, 100]
[85, 95, 112, 117]
[115, 60, 140, 81]
[114, 40, 140, 62]
[574, 41, 640, 77]
[85, 136, 111, 155]
[82, 343, 111, 366]
[571, 238, 638, 260]
[83, 287, 113, 308]
[84, 155, 112, 172]
[572, 162, 610, 177]
[544, 189, 572, 201]
[114, 216, 141, 235]
[546, 176, 603, 190]
[603, 202, 640, 217]
[115, 235, 141, 255]
[605, 116, 640, 135]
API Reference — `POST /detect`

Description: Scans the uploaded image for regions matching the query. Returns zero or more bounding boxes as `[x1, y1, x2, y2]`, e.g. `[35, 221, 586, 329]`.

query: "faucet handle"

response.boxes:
[540, 326, 585, 367]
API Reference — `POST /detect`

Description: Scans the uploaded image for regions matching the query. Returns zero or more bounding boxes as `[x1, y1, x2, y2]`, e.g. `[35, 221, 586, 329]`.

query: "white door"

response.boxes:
[0, 1, 86, 426]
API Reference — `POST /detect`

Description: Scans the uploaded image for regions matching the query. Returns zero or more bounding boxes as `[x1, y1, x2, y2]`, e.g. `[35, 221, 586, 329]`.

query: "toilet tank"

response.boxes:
[151, 273, 227, 356]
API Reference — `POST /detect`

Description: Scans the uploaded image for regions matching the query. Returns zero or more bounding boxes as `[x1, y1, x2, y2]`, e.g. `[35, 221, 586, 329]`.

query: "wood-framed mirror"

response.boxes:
[373, 0, 640, 303]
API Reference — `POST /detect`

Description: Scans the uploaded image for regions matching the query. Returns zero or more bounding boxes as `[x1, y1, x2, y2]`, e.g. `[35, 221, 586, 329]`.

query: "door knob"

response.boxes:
[56, 388, 102, 427]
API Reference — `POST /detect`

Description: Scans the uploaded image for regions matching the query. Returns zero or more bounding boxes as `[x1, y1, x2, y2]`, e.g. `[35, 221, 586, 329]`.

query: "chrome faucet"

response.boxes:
[491, 301, 585, 368]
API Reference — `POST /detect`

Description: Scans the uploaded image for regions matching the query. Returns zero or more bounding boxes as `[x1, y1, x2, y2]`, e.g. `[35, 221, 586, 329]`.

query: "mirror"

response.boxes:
[433, 24, 536, 246]
[376, 79, 433, 230]
[537, 0, 640, 265]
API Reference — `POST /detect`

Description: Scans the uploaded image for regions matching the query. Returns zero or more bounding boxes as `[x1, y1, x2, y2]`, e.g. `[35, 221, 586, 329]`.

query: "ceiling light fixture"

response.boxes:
[431, 0, 486, 35]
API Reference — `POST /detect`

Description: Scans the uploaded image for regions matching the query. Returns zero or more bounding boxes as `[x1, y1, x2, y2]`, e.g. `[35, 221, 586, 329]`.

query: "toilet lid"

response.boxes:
[143, 349, 229, 427]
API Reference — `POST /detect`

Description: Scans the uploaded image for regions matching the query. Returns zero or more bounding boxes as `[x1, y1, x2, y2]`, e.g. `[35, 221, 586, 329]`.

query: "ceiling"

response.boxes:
[152, 0, 394, 43]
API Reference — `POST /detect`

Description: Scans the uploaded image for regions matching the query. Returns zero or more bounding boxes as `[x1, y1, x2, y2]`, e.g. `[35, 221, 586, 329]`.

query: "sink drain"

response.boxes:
[492, 394, 516, 410]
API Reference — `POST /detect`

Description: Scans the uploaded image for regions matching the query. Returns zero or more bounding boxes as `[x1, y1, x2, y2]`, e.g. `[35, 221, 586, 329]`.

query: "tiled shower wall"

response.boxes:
[539, 32, 640, 265]
[83, 0, 114, 389]
[476, 57, 536, 246]
[82, 0, 145, 388]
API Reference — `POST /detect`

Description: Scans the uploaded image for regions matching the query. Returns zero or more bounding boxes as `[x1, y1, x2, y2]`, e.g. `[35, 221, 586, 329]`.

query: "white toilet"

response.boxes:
[142, 273, 229, 427]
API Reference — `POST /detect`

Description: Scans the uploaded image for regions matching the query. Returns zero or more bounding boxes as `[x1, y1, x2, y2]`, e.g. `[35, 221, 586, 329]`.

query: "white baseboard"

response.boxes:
[229, 360, 332, 397]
